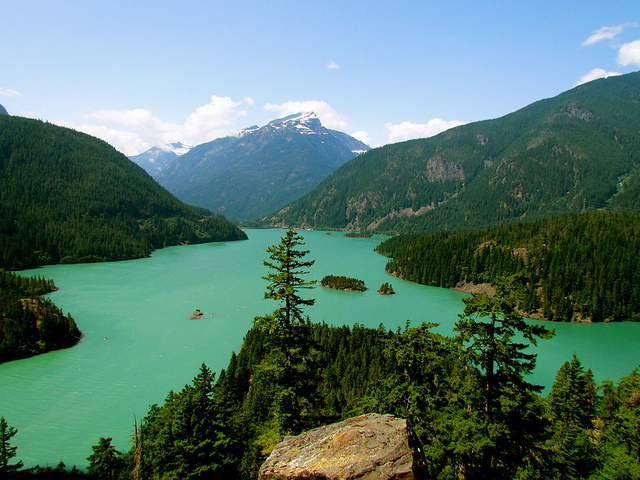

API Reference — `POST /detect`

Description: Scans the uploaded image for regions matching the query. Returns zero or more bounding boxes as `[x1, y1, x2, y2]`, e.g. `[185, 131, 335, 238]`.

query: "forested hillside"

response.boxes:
[263, 71, 640, 233]
[0, 270, 80, 363]
[376, 211, 640, 322]
[0, 115, 247, 270]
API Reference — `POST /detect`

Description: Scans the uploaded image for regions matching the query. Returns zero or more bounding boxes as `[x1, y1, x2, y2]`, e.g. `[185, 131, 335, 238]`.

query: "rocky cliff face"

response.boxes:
[258, 413, 414, 480]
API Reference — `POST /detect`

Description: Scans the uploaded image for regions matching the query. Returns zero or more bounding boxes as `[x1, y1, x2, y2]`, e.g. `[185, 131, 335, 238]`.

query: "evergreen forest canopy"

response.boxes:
[0, 115, 247, 270]
[376, 211, 640, 323]
[262, 71, 640, 234]
[0, 270, 80, 363]
[5, 229, 640, 480]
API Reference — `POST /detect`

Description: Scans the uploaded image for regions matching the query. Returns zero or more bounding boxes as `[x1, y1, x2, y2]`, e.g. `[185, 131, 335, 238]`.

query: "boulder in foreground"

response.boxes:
[258, 413, 414, 480]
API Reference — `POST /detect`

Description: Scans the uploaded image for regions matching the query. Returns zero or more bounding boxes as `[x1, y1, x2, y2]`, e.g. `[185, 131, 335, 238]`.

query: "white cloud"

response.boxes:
[575, 68, 622, 86]
[350, 130, 371, 146]
[0, 86, 21, 97]
[618, 39, 640, 66]
[385, 118, 465, 143]
[328, 59, 340, 69]
[582, 24, 628, 46]
[55, 121, 150, 156]
[68, 95, 251, 156]
[264, 100, 349, 130]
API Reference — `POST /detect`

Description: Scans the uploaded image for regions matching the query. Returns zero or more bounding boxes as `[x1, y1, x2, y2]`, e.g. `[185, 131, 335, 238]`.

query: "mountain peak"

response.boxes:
[158, 142, 191, 155]
[267, 112, 322, 134]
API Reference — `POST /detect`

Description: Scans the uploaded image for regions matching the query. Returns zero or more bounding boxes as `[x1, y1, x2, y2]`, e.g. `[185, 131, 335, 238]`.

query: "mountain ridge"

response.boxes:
[155, 112, 370, 221]
[261, 71, 640, 233]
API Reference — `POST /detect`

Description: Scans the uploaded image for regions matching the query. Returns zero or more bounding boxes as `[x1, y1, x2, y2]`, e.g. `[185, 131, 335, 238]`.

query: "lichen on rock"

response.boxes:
[258, 413, 414, 480]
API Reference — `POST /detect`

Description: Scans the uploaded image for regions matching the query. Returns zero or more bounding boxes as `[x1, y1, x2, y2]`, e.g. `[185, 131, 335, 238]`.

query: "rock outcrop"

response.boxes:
[258, 413, 414, 480]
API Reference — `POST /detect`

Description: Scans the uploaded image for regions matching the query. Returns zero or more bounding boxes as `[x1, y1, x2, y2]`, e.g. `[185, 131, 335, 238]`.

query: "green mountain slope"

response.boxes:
[156, 113, 370, 222]
[0, 115, 247, 269]
[263, 71, 640, 233]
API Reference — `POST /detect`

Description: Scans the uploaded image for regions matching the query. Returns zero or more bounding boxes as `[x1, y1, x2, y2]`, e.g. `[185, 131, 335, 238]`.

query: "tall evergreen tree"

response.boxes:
[259, 228, 316, 330]
[87, 437, 122, 479]
[250, 228, 318, 451]
[0, 417, 23, 476]
[546, 355, 598, 479]
[454, 275, 555, 479]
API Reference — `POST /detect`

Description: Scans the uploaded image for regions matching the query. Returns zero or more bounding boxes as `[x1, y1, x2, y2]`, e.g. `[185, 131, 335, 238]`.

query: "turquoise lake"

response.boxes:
[2, 228, 640, 468]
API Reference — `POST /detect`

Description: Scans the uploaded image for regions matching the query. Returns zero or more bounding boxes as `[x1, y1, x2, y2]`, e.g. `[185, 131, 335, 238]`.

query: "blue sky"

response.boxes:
[1, 1, 639, 155]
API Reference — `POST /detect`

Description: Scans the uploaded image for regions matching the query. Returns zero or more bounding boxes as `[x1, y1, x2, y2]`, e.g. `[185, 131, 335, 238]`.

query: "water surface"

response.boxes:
[2, 229, 639, 467]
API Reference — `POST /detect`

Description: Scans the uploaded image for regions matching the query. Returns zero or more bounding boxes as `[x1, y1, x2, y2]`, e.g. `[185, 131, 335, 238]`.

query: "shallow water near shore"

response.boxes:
[3, 228, 640, 468]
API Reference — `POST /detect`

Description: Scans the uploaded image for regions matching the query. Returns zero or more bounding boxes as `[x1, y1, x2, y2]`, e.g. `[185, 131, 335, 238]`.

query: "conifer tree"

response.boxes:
[0, 417, 23, 476]
[454, 275, 555, 478]
[259, 228, 316, 330]
[252, 228, 318, 440]
[87, 436, 122, 479]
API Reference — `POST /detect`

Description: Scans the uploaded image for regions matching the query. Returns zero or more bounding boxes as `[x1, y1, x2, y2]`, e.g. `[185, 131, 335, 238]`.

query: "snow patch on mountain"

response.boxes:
[268, 112, 320, 134]
[158, 142, 192, 156]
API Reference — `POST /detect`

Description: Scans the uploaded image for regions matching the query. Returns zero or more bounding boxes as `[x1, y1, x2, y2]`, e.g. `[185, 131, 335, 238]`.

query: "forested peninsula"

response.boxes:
[376, 211, 640, 322]
[0, 270, 80, 363]
[0, 115, 246, 271]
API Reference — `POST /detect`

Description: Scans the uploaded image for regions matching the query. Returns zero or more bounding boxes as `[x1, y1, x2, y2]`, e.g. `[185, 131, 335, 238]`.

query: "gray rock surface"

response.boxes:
[258, 413, 414, 480]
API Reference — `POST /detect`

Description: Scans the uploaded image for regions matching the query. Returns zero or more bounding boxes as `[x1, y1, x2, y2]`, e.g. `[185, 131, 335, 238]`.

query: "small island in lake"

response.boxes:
[320, 275, 367, 292]
[378, 282, 395, 295]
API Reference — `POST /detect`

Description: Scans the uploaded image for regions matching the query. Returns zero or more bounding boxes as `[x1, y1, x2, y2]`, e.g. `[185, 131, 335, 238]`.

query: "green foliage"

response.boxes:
[1, 416, 24, 476]
[545, 355, 598, 479]
[320, 275, 366, 291]
[377, 211, 640, 322]
[0, 115, 246, 270]
[0, 270, 81, 363]
[450, 277, 555, 479]
[263, 72, 640, 234]
[257, 228, 316, 329]
[378, 282, 395, 294]
[86, 437, 121, 479]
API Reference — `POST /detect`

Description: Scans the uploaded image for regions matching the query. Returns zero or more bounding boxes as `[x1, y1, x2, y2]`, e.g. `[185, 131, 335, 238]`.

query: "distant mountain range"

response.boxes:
[131, 112, 370, 222]
[0, 104, 8, 115]
[129, 142, 191, 177]
[262, 71, 640, 233]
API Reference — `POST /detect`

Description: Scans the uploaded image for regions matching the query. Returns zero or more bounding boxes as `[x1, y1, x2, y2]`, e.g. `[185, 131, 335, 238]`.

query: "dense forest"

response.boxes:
[376, 211, 640, 322]
[263, 72, 640, 234]
[319, 274, 367, 291]
[0, 270, 80, 363]
[0, 115, 247, 270]
[5, 229, 640, 479]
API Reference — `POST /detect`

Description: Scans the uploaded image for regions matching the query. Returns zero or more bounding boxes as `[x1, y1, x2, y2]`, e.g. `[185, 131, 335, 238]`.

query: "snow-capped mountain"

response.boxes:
[155, 112, 370, 221]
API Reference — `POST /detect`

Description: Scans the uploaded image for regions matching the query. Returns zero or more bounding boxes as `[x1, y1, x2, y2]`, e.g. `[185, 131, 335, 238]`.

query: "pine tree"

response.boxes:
[87, 436, 122, 479]
[259, 228, 316, 330]
[0, 417, 23, 476]
[454, 275, 555, 479]
[252, 228, 318, 440]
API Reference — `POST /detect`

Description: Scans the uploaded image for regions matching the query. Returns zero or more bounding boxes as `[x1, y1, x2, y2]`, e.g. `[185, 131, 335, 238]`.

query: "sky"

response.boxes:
[1, 1, 639, 156]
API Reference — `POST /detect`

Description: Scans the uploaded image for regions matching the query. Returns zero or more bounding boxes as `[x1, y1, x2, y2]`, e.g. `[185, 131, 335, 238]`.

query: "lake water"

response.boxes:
[3, 228, 640, 468]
